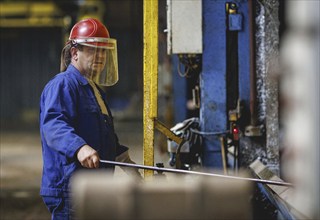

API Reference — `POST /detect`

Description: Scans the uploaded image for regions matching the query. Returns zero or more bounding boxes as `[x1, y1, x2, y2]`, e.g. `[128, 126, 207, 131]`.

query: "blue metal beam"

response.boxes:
[201, 0, 228, 168]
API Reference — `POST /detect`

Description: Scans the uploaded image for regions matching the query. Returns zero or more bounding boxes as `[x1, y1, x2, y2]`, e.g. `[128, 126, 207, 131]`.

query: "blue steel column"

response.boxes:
[201, 0, 228, 168]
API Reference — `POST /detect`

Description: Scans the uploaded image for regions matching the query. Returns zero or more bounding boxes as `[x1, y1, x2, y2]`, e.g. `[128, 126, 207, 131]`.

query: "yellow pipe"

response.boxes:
[0, 18, 68, 28]
[0, 2, 67, 28]
[143, 0, 158, 178]
[0, 2, 62, 16]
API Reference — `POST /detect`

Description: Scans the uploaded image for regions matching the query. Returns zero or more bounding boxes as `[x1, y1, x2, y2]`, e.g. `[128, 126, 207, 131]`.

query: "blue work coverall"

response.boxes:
[39, 64, 127, 218]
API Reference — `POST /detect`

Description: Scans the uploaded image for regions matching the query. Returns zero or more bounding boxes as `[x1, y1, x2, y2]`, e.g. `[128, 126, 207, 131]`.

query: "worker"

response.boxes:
[39, 18, 140, 219]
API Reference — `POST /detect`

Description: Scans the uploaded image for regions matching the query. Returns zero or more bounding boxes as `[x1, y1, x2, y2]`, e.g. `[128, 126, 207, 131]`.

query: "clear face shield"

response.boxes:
[75, 37, 119, 86]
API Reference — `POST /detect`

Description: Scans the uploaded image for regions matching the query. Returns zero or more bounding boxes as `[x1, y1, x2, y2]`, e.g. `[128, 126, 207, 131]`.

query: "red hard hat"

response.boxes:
[69, 18, 110, 48]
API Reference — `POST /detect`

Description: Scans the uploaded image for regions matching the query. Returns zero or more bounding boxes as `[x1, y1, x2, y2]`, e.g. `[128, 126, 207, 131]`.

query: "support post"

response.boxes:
[201, 0, 228, 168]
[143, 0, 158, 178]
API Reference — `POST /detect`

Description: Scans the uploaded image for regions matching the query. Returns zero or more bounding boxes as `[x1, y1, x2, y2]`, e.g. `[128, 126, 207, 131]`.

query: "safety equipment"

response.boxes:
[69, 18, 118, 86]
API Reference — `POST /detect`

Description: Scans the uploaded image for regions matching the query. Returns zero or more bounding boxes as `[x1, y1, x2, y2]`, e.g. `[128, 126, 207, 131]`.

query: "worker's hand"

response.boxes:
[77, 145, 100, 168]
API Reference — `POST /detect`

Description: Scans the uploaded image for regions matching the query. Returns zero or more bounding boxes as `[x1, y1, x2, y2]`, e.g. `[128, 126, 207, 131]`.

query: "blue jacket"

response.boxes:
[39, 64, 127, 197]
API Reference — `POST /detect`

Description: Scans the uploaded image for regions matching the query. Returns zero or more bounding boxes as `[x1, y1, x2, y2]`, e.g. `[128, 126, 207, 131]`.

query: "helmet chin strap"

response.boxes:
[88, 79, 109, 115]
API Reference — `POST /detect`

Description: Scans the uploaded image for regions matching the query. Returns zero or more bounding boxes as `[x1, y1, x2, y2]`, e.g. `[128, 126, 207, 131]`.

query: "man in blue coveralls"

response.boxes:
[39, 18, 140, 219]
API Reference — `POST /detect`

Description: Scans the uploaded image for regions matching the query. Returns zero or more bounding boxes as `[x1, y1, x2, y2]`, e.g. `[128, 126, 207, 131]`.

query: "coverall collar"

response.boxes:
[67, 64, 89, 86]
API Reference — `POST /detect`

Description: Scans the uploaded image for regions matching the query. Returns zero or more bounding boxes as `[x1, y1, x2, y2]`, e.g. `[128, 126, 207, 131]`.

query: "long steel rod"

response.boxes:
[100, 160, 293, 187]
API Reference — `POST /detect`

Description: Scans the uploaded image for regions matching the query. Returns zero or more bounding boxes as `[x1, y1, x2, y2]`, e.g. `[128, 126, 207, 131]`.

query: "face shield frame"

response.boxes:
[72, 37, 119, 86]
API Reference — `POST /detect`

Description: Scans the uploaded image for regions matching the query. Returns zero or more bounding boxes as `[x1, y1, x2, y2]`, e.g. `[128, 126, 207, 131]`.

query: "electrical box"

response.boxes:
[167, 0, 202, 54]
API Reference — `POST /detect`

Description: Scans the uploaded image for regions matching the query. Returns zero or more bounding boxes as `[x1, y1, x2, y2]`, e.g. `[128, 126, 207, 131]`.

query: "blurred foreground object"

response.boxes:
[280, 0, 320, 219]
[71, 171, 252, 220]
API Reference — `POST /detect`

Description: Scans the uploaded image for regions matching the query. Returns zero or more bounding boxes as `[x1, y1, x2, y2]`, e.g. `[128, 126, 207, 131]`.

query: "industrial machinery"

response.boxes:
[143, 0, 318, 219]
[165, 0, 272, 172]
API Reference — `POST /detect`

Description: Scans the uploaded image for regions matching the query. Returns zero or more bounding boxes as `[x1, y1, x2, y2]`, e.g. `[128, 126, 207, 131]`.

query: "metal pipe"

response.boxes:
[143, 0, 158, 178]
[100, 160, 294, 187]
[220, 137, 228, 174]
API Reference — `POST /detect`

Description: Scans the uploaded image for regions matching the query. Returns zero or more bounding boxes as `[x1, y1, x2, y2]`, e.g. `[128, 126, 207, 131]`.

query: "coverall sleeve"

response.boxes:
[40, 77, 86, 159]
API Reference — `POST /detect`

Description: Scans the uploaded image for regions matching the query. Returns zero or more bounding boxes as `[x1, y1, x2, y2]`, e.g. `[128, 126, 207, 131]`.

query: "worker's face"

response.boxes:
[73, 46, 107, 78]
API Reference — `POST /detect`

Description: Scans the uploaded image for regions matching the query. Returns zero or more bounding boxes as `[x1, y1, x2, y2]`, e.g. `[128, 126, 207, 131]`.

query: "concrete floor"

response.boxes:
[1, 131, 50, 220]
[0, 120, 169, 220]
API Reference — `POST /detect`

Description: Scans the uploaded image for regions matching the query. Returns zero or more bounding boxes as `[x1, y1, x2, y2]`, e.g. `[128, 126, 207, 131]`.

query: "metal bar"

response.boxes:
[143, 0, 158, 178]
[0, 2, 62, 16]
[154, 119, 184, 145]
[219, 137, 228, 174]
[0, 18, 67, 28]
[100, 160, 293, 187]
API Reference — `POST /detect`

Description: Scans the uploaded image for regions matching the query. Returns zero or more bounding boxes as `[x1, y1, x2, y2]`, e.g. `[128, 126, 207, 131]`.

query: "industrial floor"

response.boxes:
[0, 119, 169, 220]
